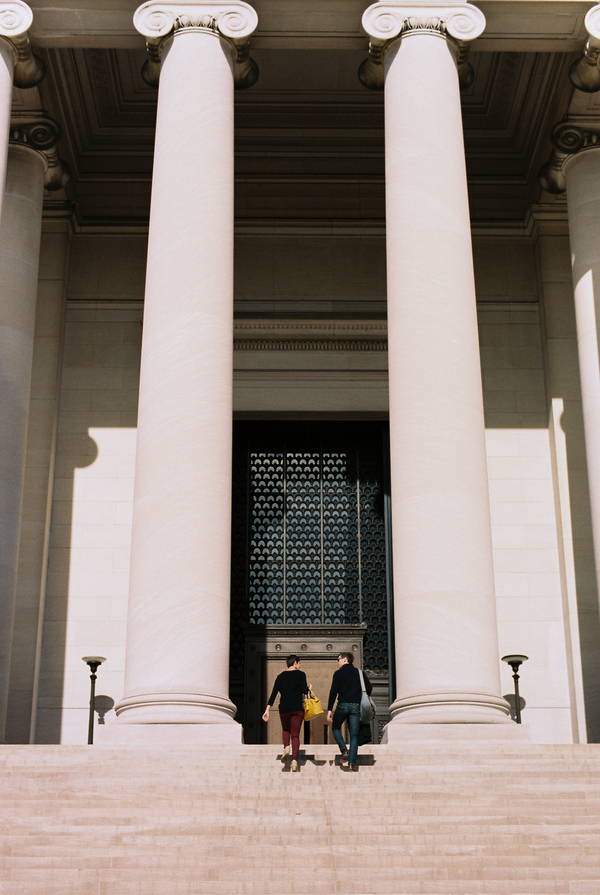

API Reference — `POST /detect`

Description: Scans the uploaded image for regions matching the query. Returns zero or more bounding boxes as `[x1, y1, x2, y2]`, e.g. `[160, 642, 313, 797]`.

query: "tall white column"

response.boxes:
[113, 2, 257, 741]
[362, 2, 511, 731]
[0, 2, 44, 220]
[0, 142, 47, 743]
[538, 117, 600, 717]
[563, 147, 600, 611]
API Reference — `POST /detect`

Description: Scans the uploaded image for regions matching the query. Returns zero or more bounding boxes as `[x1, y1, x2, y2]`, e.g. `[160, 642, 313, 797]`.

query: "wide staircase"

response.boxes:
[2, 742, 600, 894]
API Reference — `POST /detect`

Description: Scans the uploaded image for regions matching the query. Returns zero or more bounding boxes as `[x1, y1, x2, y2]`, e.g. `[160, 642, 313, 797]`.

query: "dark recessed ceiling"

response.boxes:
[39, 45, 572, 225]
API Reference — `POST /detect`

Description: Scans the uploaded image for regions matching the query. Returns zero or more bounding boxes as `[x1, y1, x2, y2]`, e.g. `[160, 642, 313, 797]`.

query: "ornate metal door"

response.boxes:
[229, 421, 392, 739]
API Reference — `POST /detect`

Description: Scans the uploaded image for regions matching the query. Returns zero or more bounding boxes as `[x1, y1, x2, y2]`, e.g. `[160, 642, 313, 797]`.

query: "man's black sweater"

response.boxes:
[327, 663, 372, 712]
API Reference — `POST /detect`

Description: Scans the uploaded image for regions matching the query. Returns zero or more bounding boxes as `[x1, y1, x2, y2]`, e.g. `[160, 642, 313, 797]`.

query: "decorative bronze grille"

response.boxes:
[230, 422, 390, 676]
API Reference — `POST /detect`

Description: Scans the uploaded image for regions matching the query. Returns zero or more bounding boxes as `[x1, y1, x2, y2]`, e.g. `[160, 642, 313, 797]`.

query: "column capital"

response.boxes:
[0, 0, 44, 87]
[359, 1, 485, 90]
[569, 4, 600, 92]
[9, 113, 71, 190]
[134, 0, 258, 89]
[538, 117, 600, 194]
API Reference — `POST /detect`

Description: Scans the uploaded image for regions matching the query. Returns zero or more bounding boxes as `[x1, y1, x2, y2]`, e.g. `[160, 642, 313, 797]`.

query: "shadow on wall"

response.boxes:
[503, 693, 526, 724]
[94, 695, 114, 725]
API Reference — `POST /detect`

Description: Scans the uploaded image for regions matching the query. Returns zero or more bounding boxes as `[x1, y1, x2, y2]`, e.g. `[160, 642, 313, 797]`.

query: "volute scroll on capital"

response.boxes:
[537, 117, 600, 194]
[359, 0, 485, 90]
[9, 113, 71, 190]
[0, 0, 45, 87]
[134, 0, 259, 89]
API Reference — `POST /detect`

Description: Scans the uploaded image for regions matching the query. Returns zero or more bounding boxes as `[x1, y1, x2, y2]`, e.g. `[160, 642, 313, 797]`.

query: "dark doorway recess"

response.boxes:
[229, 420, 393, 735]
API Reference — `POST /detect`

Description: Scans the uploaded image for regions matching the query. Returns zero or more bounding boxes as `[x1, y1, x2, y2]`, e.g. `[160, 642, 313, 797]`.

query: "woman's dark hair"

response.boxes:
[286, 654, 300, 668]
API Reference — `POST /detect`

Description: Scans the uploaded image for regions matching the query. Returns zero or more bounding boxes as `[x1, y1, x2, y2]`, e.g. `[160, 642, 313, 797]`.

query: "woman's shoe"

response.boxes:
[291, 760, 298, 772]
[339, 749, 349, 764]
[281, 746, 290, 763]
[347, 763, 358, 772]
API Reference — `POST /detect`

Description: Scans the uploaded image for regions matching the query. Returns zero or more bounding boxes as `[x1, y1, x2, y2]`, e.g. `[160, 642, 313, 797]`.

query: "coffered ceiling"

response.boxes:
[34, 39, 574, 225]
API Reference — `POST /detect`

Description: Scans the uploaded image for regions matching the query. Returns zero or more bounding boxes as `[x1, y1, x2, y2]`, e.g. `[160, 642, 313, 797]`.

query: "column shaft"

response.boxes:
[384, 31, 509, 725]
[0, 144, 46, 741]
[0, 39, 15, 218]
[564, 148, 600, 604]
[117, 26, 239, 735]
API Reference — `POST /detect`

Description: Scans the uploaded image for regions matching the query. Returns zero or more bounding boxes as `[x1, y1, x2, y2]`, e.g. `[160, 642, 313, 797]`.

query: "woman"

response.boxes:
[262, 654, 308, 771]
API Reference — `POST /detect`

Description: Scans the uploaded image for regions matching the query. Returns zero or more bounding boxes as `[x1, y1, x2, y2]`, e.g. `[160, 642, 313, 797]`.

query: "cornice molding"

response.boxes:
[234, 320, 388, 349]
[538, 116, 600, 194]
[133, 0, 258, 89]
[359, 1, 485, 90]
[234, 338, 388, 351]
[0, 0, 44, 86]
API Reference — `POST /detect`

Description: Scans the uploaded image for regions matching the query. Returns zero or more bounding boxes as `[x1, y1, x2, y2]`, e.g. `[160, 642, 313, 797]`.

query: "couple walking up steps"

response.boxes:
[262, 652, 373, 772]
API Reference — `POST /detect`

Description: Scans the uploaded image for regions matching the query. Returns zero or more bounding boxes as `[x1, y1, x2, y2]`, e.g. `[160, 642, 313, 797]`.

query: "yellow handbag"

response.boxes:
[304, 688, 324, 721]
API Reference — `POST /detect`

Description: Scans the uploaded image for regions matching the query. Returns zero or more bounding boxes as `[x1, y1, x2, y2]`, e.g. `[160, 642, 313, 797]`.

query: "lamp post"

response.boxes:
[82, 656, 106, 744]
[501, 654, 528, 724]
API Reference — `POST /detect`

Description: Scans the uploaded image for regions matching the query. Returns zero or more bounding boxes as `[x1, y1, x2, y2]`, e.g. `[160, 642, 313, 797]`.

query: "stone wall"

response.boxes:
[9, 229, 593, 744]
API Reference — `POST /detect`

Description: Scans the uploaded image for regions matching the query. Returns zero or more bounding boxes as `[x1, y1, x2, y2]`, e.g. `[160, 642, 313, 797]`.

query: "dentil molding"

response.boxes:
[538, 117, 600, 194]
[0, 0, 44, 87]
[134, 0, 258, 89]
[359, 0, 485, 90]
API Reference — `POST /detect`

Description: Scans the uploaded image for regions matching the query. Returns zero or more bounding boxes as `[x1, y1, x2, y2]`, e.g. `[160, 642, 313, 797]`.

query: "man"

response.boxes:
[327, 652, 372, 772]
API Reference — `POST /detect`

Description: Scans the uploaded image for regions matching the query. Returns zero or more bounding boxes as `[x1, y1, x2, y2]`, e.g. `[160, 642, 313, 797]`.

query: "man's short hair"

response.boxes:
[286, 654, 300, 668]
[339, 651, 354, 665]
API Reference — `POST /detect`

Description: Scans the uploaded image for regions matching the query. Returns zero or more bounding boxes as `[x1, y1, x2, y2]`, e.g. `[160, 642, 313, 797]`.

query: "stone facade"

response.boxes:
[2, 0, 600, 748]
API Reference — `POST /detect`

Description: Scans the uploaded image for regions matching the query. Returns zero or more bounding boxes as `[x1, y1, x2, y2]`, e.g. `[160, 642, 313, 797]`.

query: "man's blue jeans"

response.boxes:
[332, 702, 360, 765]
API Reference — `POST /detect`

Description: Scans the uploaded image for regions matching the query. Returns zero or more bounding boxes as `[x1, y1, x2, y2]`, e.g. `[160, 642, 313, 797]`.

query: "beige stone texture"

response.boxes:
[115, 22, 242, 736]
[0, 144, 46, 742]
[6, 224, 69, 745]
[4, 743, 600, 894]
[36, 306, 140, 744]
[560, 151, 600, 745]
[538, 221, 600, 745]
[381, 29, 508, 727]
[0, 37, 15, 223]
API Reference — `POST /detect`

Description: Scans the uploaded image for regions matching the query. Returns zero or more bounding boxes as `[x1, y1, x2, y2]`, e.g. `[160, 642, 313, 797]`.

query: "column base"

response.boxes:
[389, 691, 512, 725]
[382, 720, 531, 744]
[94, 720, 243, 746]
[114, 691, 237, 725]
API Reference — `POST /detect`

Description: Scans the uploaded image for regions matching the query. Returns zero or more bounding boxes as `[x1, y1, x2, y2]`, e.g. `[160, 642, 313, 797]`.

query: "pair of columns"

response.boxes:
[0, 2, 69, 742]
[114, 0, 513, 743]
[538, 4, 600, 654]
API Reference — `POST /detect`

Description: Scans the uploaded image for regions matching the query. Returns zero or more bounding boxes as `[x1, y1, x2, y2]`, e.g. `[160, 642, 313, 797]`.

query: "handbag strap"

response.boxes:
[358, 668, 366, 695]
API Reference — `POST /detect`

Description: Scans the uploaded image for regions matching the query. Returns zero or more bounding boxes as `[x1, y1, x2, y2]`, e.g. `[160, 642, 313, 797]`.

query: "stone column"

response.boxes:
[538, 121, 600, 676]
[112, 1, 257, 742]
[0, 118, 69, 742]
[0, 2, 44, 219]
[361, 1, 511, 732]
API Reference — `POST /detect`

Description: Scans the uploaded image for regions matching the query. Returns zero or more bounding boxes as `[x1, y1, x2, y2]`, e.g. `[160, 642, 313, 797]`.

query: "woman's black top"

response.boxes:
[267, 669, 308, 713]
[327, 664, 372, 712]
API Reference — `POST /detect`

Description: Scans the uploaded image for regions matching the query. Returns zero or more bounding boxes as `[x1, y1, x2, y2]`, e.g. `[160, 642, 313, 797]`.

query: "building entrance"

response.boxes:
[229, 421, 393, 742]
